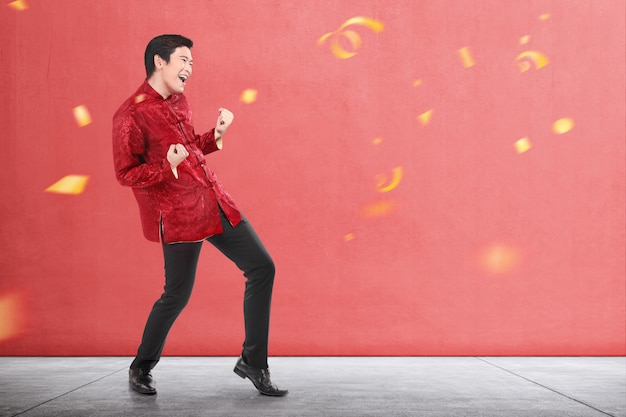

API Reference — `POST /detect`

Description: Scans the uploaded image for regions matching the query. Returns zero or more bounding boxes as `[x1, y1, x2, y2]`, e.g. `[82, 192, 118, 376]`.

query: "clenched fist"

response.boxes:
[167, 144, 189, 179]
[215, 108, 234, 139]
[167, 143, 189, 168]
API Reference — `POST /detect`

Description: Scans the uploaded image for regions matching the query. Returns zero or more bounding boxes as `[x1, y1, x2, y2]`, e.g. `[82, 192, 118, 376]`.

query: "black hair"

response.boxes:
[144, 34, 193, 78]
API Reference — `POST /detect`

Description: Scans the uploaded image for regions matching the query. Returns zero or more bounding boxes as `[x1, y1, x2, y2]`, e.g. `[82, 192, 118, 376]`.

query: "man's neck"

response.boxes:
[147, 76, 170, 99]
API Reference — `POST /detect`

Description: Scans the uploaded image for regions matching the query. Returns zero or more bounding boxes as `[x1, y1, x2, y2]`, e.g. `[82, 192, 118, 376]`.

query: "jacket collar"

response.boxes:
[139, 80, 182, 103]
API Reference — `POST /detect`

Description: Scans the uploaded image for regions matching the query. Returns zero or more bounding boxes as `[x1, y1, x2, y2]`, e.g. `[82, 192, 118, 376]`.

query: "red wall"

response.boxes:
[1, 0, 624, 356]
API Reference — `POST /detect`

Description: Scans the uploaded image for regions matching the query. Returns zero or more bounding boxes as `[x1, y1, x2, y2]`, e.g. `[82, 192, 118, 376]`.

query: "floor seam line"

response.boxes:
[10, 367, 127, 417]
[474, 357, 616, 417]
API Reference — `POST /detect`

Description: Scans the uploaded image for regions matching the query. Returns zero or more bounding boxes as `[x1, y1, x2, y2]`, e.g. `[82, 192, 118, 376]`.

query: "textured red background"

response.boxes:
[0, 0, 624, 356]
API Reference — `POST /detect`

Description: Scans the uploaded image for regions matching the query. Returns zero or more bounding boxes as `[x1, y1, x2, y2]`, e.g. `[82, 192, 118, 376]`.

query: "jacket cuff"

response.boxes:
[162, 159, 178, 179]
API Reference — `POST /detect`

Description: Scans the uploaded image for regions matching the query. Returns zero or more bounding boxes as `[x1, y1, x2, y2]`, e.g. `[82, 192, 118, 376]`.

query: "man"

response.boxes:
[112, 34, 287, 397]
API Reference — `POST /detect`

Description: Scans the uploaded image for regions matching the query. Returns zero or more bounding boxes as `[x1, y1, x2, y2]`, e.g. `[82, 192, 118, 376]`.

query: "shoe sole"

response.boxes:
[130, 383, 157, 395]
[234, 366, 247, 380]
[233, 365, 287, 396]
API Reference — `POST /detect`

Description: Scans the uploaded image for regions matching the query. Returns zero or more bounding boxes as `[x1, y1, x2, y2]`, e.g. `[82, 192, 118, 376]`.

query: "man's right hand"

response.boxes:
[167, 144, 189, 168]
[167, 144, 189, 179]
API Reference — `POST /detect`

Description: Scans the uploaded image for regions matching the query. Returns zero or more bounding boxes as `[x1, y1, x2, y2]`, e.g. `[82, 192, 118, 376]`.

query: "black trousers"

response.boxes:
[130, 209, 275, 370]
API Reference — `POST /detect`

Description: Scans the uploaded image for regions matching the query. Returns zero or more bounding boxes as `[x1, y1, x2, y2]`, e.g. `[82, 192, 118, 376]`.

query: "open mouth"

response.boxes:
[179, 74, 188, 84]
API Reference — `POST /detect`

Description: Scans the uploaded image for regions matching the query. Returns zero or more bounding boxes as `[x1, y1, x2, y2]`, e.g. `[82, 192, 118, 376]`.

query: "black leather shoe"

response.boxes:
[234, 356, 288, 396]
[129, 368, 156, 395]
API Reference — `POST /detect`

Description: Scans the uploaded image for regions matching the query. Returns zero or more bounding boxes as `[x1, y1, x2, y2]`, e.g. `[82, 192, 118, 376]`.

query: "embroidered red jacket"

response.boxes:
[112, 81, 242, 243]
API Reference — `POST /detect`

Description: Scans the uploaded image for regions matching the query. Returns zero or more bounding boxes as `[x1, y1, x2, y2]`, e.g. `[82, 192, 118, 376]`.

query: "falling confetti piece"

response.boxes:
[240, 89, 258, 104]
[457, 47, 475, 68]
[372, 137, 383, 145]
[45, 175, 90, 195]
[552, 118, 574, 134]
[539, 13, 550, 21]
[514, 50, 549, 72]
[412, 79, 423, 87]
[376, 166, 403, 192]
[418, 109, 434, 125]
[318, 16, 384, 43]
[0, 292, 24, 341]
[134, 94, 146, 104]
[479, 243, 522, 274]
[328, 30, 362, 59]
[519, 35, 530, 45]
[360, 199, 398, 218]
[514, 137, 532, 154]
[7, 0, 28, 11]
[73, 105, 92, 127]
[318, 16, 384, 59]
[343, 233, 355, 242]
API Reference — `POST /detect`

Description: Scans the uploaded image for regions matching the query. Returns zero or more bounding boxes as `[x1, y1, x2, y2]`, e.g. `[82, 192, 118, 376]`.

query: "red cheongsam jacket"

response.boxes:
[112, 81, 242, 243]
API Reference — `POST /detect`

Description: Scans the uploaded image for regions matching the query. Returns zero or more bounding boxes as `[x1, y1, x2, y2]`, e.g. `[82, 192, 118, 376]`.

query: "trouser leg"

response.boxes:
[207, 210, 275, 369]
[131, 240, 203, 370]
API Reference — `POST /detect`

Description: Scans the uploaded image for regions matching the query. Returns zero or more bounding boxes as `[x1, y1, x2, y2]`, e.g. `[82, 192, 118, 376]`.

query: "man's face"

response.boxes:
[158, 46, 193, 96]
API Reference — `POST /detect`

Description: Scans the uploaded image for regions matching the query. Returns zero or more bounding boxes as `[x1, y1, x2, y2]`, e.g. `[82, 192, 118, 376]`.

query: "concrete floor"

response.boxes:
[0, 357, 624, 417]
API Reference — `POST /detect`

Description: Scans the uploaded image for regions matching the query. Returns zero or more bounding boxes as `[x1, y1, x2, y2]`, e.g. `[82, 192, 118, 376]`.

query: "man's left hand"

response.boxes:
[215, 108, 234, 139]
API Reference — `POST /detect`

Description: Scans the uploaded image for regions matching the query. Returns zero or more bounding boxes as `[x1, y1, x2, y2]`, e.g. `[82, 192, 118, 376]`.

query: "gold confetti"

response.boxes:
[318, 16, 384, 59]
[479, 243, 522, 274]
[7, 0, 28, 11]
[519, 35, 530, 45]
[514, 50, 549, 72]
[514, 137, 532, 154]
[552, 118, 574, 134]
[343, 233, 355, 242]
[418, 109, 434, 125]
[73, 105, 92, 127]
[240, 89, 258, 104]
[539, 13, 551, 21]
[45, 175, 90, 195]
[458, 47, 475, 68]
[376, 167, 403, 192]
[372, 137, 383, 145]
[0, 292, 23, 341]
[329, 30, 362, 59]
[134, 94, 146, 104]
[412, 79, 423, 87]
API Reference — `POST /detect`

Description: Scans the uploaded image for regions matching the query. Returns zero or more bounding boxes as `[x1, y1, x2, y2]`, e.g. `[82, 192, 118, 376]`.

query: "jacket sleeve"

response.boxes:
[112, 112, 174, 188]
[197, 128, 222, 155]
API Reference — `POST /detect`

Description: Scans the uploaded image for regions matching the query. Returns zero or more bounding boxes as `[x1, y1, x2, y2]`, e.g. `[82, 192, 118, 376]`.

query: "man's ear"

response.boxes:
[153, 54, 163, 70]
